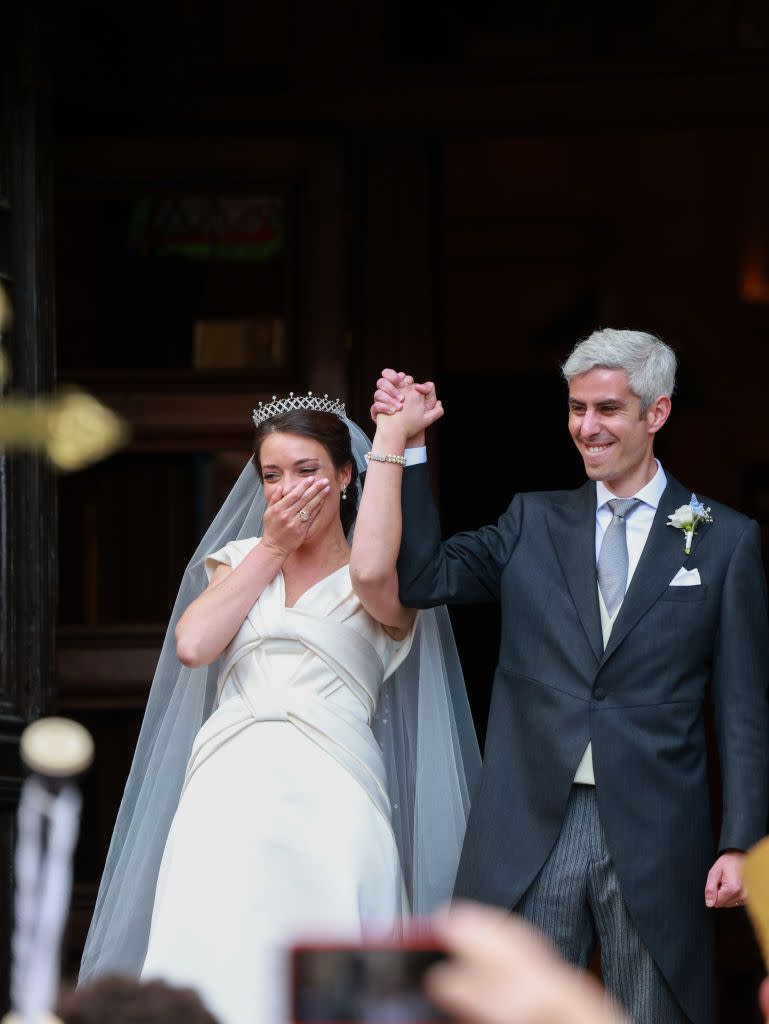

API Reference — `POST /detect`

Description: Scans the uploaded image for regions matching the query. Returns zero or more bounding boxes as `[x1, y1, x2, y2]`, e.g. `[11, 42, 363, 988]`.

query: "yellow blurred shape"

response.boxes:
[744, 836, 769, 971]
[193, 317, 286, 369]
[0, 390, 129, 471]
[46, 389, 129, 470]
[0, 284, 127, 469]
[741, 262, 769, 304]
[0, 282, 12, 333]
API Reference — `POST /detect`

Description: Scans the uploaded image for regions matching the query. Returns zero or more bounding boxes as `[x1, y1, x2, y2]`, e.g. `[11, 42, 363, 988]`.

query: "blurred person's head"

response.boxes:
[57, 974, 220, 1024]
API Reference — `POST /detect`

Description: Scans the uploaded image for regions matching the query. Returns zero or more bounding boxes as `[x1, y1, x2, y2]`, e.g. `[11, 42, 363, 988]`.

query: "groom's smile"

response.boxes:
[567, 367, 666, 496]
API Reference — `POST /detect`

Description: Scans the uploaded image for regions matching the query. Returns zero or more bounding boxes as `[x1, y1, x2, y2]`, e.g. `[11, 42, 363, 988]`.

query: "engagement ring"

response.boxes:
[298, 509, 309, 522]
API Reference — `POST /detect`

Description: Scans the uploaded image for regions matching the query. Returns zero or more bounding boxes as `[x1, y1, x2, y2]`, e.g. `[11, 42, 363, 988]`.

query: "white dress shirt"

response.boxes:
[403, 446, 428, 466]
[573, 459, 668, 783]
[594, 460, 668, 586]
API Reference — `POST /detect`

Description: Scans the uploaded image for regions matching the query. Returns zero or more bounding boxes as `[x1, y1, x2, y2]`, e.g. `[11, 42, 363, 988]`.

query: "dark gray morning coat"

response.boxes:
[398, 466, 769, 1024]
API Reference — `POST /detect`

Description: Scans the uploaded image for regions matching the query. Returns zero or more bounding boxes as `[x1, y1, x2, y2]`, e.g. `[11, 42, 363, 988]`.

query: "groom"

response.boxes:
[372, 329, 769, 1024]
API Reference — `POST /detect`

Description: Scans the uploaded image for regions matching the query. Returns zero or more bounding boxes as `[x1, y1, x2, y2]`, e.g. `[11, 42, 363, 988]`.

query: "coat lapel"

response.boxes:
[546, 482, 603, 664]
[600, 474, 708, 665]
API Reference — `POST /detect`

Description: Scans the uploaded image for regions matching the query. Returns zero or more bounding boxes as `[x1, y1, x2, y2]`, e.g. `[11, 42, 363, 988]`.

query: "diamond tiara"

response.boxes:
[252, 391, 347, 428]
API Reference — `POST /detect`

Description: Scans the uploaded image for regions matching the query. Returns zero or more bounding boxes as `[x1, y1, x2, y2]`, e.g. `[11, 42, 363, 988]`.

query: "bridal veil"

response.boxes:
[80, 417, 481, 980]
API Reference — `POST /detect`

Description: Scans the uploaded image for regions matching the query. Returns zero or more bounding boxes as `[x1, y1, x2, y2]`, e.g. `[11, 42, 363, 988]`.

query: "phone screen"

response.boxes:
[291, 944, 451, 1023]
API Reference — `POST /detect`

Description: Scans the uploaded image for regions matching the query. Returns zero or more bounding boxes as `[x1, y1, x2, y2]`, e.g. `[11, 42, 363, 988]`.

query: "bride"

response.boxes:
[80, 389, 479, 1024]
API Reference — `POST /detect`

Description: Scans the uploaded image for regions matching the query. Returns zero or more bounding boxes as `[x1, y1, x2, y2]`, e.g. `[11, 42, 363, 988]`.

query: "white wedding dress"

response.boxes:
[140, 538, 415, 1024]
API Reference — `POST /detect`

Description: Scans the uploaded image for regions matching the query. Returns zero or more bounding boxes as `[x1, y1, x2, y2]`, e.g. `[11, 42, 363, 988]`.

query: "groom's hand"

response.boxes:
[371, 368, 413, 420]
[704, 850, 747, 908]
[384, 384, 444, 442]
[371, 369, 441, 448]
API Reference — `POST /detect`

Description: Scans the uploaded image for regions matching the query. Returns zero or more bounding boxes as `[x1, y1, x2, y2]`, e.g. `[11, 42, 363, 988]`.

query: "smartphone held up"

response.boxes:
[291, 937, 451, 1024]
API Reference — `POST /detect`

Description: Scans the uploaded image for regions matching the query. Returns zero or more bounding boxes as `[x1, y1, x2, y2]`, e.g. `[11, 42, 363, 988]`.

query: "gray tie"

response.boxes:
[597, 498, 641, 617]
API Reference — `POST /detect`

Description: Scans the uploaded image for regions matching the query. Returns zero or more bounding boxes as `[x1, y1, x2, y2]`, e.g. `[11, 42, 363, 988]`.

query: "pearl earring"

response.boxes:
[341, 486, 348, 501]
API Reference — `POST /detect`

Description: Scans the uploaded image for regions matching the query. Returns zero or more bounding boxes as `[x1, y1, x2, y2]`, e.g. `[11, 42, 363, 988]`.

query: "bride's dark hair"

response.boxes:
[253, 410, 360, 534]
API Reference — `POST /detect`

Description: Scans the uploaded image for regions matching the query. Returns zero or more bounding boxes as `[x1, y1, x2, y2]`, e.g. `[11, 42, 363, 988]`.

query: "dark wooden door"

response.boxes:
[0, 2, 58, 1010]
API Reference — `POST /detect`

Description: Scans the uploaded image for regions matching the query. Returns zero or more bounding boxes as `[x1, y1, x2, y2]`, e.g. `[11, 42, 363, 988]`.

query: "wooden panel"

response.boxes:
[52, 132, 348, 979]
[0, 55, 8, 210]
[347, 142, 437, 425]
[100, 391, 260, 450]
[58, 453, 200, 627]
[56, 187, 298, 378]
[57, 626, 163, 710]
[0, 209, 9, 279]
[443, 215, 603, 373]
[55, 136, 346, 402]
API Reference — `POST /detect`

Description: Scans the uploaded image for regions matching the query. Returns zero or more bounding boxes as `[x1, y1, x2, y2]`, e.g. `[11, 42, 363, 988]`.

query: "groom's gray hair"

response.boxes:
[561, 328, 677, 413]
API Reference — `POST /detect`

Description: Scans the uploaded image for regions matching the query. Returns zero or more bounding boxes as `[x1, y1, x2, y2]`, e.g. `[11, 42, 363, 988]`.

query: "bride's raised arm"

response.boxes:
[350, 385, 443, 636]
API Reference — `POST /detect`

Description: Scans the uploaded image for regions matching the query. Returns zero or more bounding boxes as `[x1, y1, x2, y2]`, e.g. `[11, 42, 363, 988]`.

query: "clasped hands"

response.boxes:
[370, 368, 444, 443]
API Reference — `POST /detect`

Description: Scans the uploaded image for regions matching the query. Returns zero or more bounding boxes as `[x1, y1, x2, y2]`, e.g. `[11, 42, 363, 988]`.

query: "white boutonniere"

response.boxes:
[667, 494, 713, 555]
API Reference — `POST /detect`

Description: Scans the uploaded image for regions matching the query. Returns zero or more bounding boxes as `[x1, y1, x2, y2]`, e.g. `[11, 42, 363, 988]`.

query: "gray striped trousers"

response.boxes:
[516, 785, 689, 1024]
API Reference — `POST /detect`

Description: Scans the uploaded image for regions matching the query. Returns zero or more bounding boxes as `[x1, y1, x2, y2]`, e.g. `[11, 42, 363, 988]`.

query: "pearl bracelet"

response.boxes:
[365, 451, 407, 467]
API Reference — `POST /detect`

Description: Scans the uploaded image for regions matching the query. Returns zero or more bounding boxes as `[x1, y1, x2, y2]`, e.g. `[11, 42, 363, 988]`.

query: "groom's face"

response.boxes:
[568, 368, 656, 494]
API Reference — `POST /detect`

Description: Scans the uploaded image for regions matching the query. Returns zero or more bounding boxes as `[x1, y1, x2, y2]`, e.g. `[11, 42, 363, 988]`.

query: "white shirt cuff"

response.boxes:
[403, 446, 427, 466]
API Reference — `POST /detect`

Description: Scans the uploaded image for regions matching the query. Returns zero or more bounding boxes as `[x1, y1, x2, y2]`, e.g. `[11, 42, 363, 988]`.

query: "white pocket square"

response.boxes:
[669, 567, 701, 587]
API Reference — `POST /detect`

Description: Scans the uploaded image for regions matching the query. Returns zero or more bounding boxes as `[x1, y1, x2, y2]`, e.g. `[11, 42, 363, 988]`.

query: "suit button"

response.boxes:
[594, 687, 606, 701]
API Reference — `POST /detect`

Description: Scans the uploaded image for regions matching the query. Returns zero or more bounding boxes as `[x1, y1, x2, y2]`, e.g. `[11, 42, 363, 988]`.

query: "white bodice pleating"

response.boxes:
[140, 538, 415, 1024]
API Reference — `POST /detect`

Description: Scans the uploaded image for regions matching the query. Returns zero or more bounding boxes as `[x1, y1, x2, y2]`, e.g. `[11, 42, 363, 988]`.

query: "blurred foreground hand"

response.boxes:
[760, 977, 769, 1020]
[426, 901, 629, 1024]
